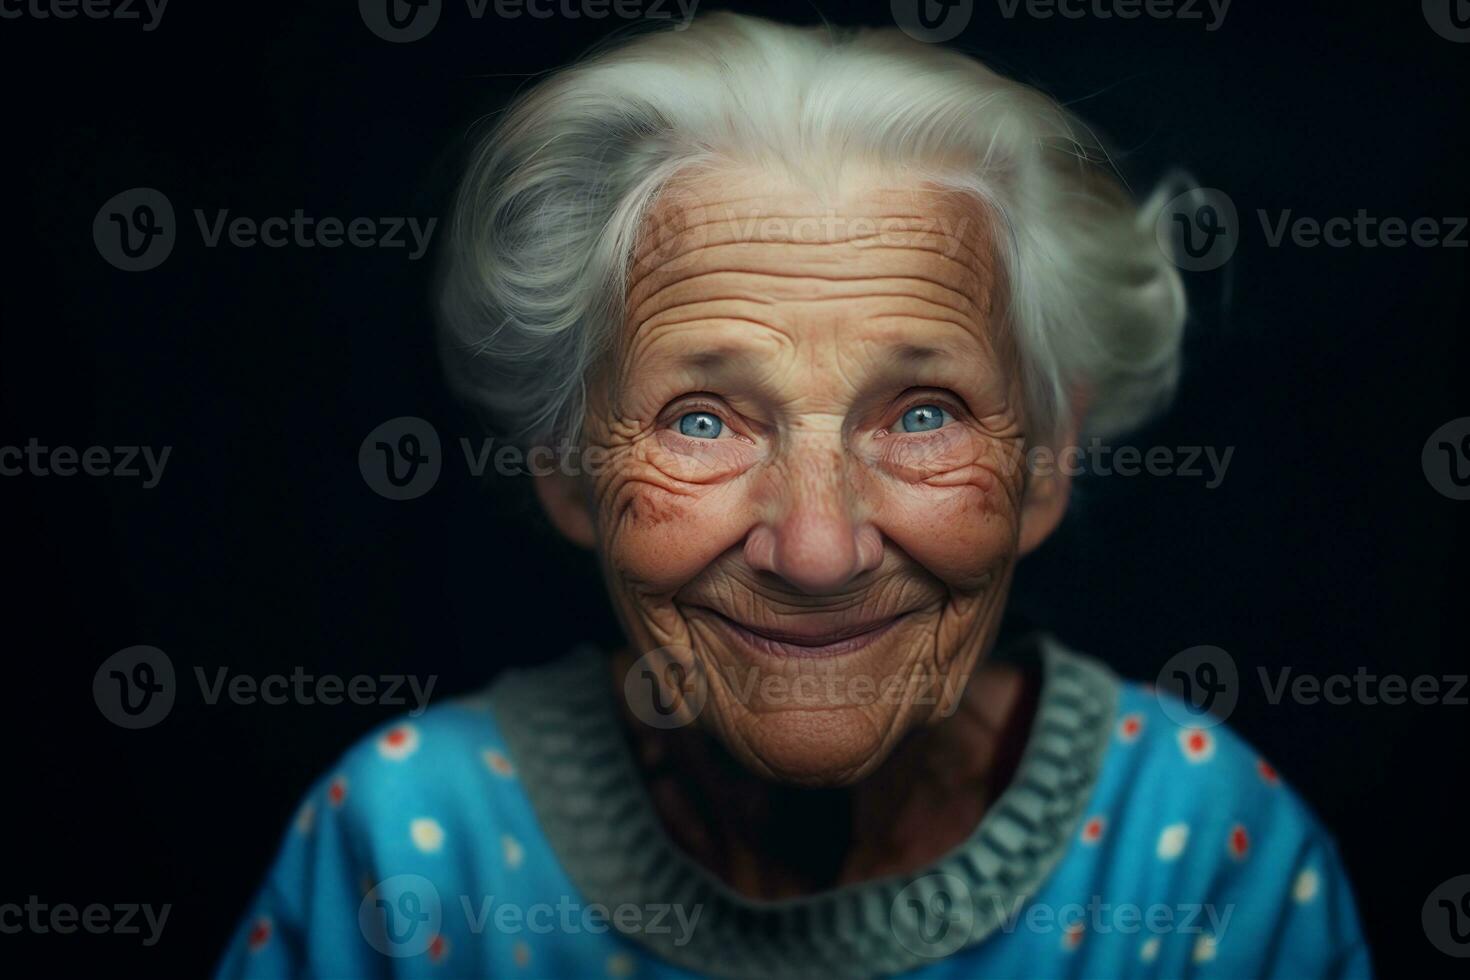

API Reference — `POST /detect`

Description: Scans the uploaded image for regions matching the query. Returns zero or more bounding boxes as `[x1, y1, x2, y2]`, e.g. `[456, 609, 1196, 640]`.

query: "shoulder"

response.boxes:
[1064, 673, 1369, 974]
[1102, 679, 1320, 844]
[312, 690, 528, 847]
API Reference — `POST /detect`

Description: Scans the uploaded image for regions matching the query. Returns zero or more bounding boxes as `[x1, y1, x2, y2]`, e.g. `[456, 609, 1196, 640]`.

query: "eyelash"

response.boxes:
[661, 390, 968, 438]
[664, 397, 737, 438]
[887, 392, 966, 434]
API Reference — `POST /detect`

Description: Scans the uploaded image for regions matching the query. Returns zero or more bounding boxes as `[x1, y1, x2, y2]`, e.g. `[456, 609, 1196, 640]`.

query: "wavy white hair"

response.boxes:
[438, 12, 1186, 447]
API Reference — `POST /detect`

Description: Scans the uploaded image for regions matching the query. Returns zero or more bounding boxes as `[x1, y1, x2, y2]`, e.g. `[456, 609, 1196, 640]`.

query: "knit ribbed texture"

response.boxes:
[488, 635, 1118, 978]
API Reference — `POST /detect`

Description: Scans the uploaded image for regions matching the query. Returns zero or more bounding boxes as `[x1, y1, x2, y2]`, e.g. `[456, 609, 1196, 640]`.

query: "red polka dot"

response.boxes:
[328, 776, 348, 807]
[247, 916, 271, 952]
[1064, 922, 1084, 949]
[1081, 815, 1106, 844]
[385, 729, 407, 747]
[1118, 713, 1144, 742]
[428, 933, 449, 963]
[1178, 727, 1216, 763]
[1228, 824, 1250, 860]
[1256, 759, 1279, 785]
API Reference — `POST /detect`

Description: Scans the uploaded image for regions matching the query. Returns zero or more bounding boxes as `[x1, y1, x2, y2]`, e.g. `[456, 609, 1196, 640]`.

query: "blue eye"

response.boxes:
[677, 411, 724, 439]
[900, 404, 949, 433]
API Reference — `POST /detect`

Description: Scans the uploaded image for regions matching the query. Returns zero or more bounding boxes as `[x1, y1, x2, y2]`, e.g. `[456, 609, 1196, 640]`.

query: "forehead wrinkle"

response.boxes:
[633, 269, 989, 334]
[622, 314, 797, 386]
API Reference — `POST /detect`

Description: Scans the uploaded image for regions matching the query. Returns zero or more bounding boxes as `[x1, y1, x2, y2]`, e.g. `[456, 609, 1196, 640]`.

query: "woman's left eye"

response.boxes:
[677, 411, 724, 439]
[897, 404, 951, 433]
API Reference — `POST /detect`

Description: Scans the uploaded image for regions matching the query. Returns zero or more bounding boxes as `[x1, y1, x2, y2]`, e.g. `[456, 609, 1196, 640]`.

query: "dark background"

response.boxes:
[2, 0, 1465, 974]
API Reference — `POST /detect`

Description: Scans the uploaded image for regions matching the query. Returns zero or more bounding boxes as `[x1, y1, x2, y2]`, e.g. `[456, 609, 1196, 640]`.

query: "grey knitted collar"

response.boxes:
[487, 634, 1118, 978]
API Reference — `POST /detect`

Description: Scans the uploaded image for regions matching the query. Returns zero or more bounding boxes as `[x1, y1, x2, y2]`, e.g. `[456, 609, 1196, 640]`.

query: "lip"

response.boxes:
[694, 606, 909, 659]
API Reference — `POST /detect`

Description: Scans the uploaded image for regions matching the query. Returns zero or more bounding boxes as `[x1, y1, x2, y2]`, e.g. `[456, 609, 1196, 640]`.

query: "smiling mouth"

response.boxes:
[694, 606, 910, 659]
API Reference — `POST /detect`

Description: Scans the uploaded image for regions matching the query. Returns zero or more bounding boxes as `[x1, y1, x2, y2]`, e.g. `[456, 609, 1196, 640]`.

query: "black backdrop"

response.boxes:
[2, 0, 1466, 974]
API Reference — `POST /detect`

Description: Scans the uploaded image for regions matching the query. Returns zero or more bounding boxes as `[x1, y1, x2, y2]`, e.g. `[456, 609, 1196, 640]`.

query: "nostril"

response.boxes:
[750, 512, 878, 594]
[742, 525, 780, 575]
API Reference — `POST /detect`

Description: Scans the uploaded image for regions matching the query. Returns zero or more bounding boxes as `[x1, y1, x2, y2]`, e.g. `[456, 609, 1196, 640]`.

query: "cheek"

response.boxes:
[599, 471, 753, 595]
[869, 441, 1024, 590]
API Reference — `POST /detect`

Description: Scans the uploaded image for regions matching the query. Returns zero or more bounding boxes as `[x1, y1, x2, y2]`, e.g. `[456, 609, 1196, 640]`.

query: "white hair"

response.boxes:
[438, 12, 1187, 447]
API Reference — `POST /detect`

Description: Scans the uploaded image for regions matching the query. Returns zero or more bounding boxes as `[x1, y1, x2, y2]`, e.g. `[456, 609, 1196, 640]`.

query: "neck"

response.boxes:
[616, 654, 1039, 900]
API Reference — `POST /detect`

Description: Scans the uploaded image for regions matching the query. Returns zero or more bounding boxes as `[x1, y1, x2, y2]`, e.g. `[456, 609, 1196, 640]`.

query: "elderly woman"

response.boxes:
[220, 14, 1366, 979]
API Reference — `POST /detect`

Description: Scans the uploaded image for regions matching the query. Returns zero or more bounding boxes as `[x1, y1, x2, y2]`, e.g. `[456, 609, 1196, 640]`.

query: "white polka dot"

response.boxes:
[606, 952, 636, 976]
[377, 724, 420, 761]
[502, 833, 524, 870]
[1193, 933, 1218, 963]
[1157, 822, 1190, 860]
[1140, 936, 1160, 962]
[411, 817, 445, 853]
[1293, 867, 1320, 903]
[294, 800, 316, 835]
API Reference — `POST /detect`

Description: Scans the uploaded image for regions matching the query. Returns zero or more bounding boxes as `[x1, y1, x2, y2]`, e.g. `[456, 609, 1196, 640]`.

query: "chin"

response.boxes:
[713, 703, 911, 788]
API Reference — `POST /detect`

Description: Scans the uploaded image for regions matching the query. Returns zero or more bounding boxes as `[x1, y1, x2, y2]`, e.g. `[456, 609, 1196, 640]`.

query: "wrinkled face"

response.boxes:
[543, 170, 1069, 786]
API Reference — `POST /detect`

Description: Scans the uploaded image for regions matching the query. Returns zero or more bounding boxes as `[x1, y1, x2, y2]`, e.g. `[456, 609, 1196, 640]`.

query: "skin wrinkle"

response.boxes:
[539, 169, 1075, 898]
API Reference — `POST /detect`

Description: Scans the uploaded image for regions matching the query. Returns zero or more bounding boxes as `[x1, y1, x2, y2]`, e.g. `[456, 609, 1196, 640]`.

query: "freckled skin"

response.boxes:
[540, 168, 1074, 895]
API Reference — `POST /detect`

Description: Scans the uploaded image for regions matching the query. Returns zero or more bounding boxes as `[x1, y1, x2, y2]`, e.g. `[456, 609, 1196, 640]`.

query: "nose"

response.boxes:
[743, 443, 883, 594]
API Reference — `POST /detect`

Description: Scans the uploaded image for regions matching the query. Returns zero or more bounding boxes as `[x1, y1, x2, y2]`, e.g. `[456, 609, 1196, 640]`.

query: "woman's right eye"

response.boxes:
[677, 411, 724, 439]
